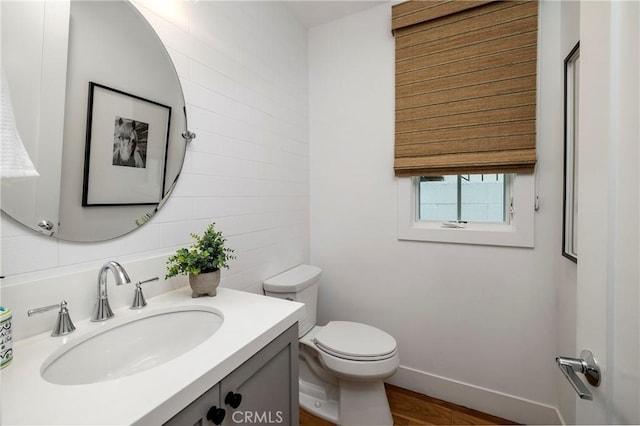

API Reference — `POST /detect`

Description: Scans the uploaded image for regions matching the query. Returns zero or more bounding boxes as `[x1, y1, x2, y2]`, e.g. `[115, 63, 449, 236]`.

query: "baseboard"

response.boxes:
[386, 365, 563, 425]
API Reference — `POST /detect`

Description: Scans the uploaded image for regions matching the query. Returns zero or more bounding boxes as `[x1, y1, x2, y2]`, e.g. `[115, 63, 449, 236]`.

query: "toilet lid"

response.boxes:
[313, 321, 397, 361]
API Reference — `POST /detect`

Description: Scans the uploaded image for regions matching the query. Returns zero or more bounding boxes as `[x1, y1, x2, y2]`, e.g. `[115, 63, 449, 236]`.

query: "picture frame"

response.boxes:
[82, 82, 171, 206]
[562, 42, 580, 263]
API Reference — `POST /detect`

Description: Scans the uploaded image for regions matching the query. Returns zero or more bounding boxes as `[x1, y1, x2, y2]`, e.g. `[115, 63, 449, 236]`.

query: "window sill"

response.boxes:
[397, 175, 535, 248]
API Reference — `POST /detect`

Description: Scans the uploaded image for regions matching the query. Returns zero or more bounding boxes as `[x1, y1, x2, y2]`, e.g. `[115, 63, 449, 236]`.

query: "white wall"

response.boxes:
[1, 1, 309, 336]
[309, 3, 566, 424]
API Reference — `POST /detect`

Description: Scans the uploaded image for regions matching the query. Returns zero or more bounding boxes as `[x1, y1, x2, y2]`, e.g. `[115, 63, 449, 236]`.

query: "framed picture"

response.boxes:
[562, 42, 579, 263]
[82, 82, 171, 206]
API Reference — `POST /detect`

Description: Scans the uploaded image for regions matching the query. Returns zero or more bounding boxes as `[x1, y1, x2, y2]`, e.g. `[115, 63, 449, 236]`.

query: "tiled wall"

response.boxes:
[1, 1, 309, 294]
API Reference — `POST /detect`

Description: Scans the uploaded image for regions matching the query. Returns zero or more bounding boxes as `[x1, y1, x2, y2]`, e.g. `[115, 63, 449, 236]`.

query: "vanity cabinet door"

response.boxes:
[220, 324, 299, 426]
[164, 383, 224, 426]
[163, 324, 298, 426]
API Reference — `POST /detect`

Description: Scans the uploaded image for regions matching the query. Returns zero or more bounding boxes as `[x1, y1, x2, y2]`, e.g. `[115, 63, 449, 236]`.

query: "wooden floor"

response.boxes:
[300, 384, 518, 426]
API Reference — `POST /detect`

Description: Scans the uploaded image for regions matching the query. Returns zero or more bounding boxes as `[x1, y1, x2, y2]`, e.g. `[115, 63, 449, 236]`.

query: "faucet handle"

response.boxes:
[28, 300, 76, 337]
[130, 277, 159, 309]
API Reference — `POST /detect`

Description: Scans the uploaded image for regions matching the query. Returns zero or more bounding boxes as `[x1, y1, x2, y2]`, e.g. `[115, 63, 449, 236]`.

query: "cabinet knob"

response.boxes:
[225, 391, 243, 409]
[206, 406, 225, 425]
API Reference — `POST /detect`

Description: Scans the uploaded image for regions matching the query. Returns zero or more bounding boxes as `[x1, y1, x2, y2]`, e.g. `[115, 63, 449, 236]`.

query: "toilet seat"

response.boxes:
[300, 323, 400, 381]
[314, 321, 397, 361]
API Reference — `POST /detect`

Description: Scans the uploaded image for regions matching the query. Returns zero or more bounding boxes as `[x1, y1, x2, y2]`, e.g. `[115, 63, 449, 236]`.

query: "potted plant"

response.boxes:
[166, 223, 235, 297]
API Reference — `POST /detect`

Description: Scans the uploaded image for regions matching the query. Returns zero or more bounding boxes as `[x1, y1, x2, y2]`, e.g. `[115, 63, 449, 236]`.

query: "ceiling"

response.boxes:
[283, 1, 386, 28]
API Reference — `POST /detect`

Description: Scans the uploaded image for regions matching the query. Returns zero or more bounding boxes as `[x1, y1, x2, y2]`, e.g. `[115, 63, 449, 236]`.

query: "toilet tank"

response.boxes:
[263, 265, 321, 337]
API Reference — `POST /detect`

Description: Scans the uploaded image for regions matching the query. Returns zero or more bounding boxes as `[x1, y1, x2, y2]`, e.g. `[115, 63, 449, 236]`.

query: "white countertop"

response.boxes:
[1, 287, 304, 425]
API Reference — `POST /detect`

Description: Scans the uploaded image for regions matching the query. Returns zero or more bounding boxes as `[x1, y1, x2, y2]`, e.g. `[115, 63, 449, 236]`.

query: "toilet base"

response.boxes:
[337, 379, 393, 426]
[299, 377, 393, 426]
[300, 377, 339, 423]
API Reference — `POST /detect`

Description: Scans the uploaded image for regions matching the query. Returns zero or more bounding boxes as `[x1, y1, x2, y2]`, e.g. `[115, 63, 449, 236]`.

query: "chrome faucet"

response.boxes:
[91, 261, 131, 322]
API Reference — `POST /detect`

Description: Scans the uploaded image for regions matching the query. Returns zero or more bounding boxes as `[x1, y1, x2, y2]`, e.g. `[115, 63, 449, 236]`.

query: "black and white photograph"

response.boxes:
[112, 116, 148, 168]
[82, 82, 171, 206]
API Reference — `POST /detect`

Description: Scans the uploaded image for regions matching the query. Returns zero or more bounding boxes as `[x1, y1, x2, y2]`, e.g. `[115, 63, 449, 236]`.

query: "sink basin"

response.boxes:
[41, 306, 223, 385]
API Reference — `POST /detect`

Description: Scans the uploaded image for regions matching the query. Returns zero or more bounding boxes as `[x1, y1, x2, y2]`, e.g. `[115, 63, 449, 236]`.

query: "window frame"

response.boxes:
[562, 41, 579, 263]
[397, 174, 535, 248]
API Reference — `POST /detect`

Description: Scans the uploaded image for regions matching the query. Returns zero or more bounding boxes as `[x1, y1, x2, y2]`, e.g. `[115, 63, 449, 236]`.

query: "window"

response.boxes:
[392, 1, 538, 248]
[398, 174, 534, 248]
[418, 174, 510, 223]
[562, 42, 579, 262]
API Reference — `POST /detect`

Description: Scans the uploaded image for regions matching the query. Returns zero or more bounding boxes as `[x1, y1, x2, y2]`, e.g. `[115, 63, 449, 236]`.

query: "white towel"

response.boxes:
[1, 68, 39, 179]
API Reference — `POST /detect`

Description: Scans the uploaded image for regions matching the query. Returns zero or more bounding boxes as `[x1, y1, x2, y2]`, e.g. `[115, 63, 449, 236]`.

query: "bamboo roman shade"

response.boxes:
[393, 0, 538, 177]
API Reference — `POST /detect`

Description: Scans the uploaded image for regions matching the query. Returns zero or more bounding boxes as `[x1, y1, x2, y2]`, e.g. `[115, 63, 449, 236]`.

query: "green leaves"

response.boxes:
[165, 223, 236, 279]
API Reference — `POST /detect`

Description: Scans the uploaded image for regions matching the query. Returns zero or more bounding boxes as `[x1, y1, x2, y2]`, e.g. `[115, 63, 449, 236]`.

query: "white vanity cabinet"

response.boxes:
[164, 323, 299, 426]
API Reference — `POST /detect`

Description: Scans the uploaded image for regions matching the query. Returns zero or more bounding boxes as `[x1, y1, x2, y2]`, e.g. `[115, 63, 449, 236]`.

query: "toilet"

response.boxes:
[263, 265, 399, 425]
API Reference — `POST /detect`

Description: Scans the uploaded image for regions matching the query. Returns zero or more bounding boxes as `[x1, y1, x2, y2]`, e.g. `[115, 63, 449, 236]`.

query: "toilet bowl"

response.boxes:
[263, 265, 399, 425]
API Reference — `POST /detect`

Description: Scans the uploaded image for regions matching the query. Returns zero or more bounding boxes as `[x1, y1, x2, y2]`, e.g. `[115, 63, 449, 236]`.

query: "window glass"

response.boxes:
[418, 174, 508, 223]
[563, 42, 579, 262]
[418, 176, 457, 222]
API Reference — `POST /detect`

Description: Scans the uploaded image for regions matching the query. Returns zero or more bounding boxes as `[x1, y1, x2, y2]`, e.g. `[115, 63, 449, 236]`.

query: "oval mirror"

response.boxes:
[1, 0, 189, 242]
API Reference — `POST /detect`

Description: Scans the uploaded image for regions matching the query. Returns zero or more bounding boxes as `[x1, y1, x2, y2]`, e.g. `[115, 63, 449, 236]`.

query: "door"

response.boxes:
[574, 1, 639, 424]
[0, 1, 68, 236]
[163, 384, 222, 426]
[220, 325, 299, 426]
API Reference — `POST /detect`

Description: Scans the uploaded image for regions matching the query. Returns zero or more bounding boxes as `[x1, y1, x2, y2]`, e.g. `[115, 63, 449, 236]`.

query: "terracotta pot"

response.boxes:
[188, 269, 220, 297]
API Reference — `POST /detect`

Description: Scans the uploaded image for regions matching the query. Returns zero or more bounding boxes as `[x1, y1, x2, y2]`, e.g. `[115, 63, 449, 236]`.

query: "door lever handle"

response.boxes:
[556, 350, 601, 400]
